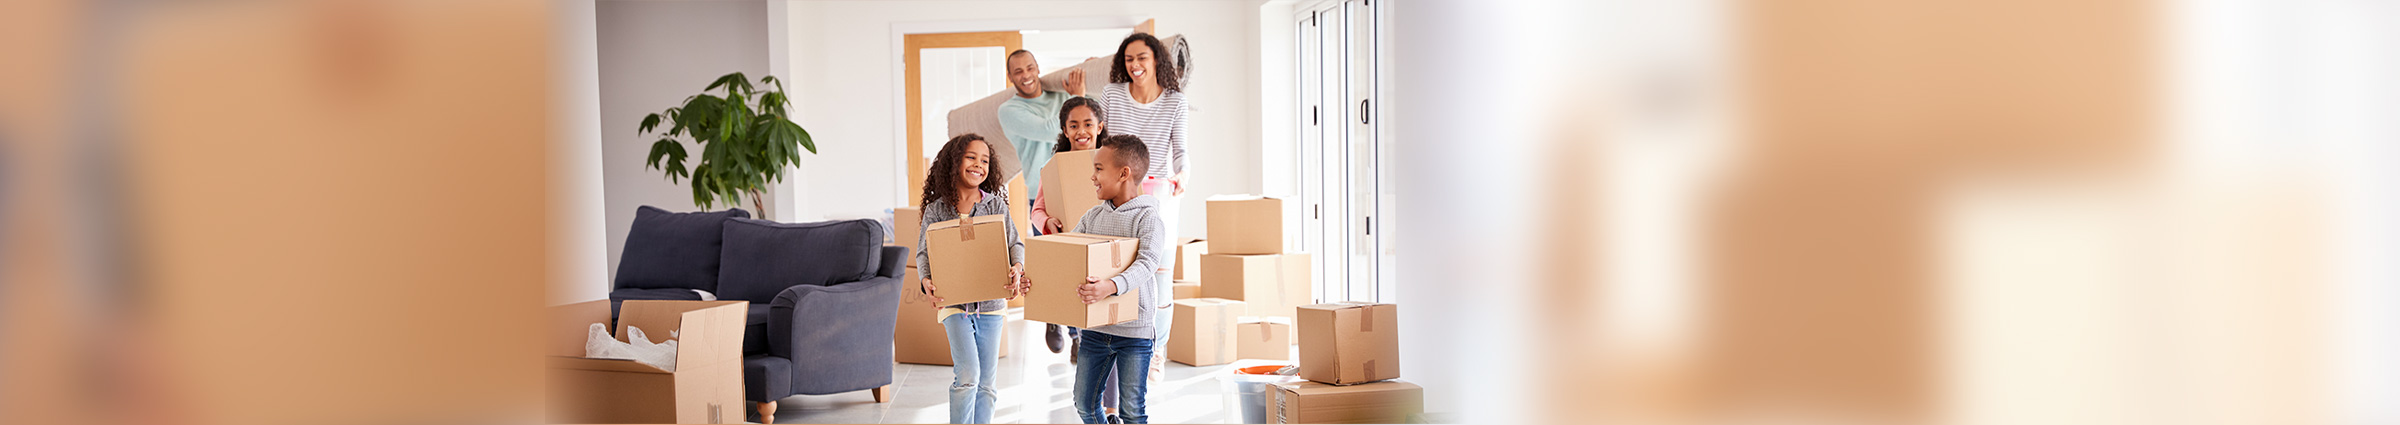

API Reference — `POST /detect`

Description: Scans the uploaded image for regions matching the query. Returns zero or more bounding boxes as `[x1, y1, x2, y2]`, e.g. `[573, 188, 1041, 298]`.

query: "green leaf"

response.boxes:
[639, 114, 661, 134]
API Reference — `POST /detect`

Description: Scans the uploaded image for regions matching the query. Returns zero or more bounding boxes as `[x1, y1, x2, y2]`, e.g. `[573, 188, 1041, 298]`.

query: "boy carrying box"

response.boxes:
[1047, 134, 1170, 424]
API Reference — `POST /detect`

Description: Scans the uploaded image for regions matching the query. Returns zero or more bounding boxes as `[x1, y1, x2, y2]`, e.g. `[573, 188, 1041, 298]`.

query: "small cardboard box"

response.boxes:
[1041, 149, 1104, 231]
[892, 206, 922, 251]
[896, 267, 1009, 365]
[1174, 238, 1207, 281]
[549, 300, 747, 424]
[1172, 281, 1202, 299]
[925, 214, 1016, 305]
[1237, 318, 1294, 361]
[1296, 302, 1400, 385]
[1025, 232, 1142, 328]
[1199, 253, 1313, 318]
[1206, 195, 1283, 255]
[1268, 379, 1425, 424]
[1167, 298, 1245, 366]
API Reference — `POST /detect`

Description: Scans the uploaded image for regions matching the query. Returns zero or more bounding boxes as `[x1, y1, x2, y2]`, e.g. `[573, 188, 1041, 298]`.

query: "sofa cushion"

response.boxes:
[613, 206, 748, 292]
[716, 218, 885, 304]
[743, 303, 771, 356]
[605, 288, 708, 320]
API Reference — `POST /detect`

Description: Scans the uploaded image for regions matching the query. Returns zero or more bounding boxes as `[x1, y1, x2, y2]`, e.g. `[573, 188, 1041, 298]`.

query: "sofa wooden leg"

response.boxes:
[871, 385, 894, 403]
[757, 400, 777, 424]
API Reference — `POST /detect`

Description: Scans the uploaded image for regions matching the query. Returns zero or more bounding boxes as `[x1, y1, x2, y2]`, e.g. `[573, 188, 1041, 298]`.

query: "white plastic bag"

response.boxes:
[584, 322, 680, 372]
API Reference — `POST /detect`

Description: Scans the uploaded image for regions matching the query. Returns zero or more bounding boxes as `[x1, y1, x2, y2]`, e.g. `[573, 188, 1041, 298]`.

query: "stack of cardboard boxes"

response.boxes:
[1199, 196, 1312, 318]
[1268, 302, 1423, 424]
[1171, 238, 1206, 299]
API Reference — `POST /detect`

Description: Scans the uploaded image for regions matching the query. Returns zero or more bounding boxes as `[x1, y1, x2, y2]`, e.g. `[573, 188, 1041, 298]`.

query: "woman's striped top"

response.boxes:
[1098, 82, 1188, 179]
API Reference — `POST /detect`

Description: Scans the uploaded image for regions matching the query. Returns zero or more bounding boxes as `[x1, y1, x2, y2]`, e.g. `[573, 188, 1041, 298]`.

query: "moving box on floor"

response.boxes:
[1174, 238, 1207, 280]
[1200, 253, 1312, 318]
[1206, 195, 1283, 255]
[549, 300, 746, 424]
[896, 266, 1008, 365]
[1268, 379, 1425, 424]
[1024, 232, 1142, 328]
[1167, 298, 1244, 366]
[892, 206, 921, 253]
[1237, 318, 1294, 361]
[924, 214, 1016, 305]
[1296, 302, 1400, 385]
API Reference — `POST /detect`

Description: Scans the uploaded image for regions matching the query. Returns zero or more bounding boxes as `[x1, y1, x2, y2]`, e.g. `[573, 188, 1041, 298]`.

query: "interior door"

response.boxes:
[1344, 0, 1380, 303]
[904, 31, 1021, 207]
[1296, 11, 1326, 303]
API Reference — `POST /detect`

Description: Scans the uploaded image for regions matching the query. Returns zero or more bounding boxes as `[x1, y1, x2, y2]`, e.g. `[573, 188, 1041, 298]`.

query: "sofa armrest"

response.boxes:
[766, 275, 902, 365]
[879, 246, 909, 278]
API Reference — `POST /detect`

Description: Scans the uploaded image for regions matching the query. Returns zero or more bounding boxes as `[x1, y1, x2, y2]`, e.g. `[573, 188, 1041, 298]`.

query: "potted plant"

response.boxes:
[639, 72, 814, 217]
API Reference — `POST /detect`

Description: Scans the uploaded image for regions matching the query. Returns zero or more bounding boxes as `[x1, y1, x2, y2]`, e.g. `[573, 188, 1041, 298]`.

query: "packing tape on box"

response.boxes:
[1360, 306, 1375, 332]
[1258, 323, 1275, 342]
[1110, 240, 1129, 269]
[959, 218, 978, 240]
[1363, 360, 1378, 382]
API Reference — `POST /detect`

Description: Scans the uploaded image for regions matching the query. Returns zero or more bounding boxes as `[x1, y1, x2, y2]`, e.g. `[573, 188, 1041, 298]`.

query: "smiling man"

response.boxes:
[998, 49, 1084, 228]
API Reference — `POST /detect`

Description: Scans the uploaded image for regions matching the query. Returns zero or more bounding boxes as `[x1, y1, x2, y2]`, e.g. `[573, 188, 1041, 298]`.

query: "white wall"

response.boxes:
[774, 0, 1267, 237]
[595, 0, 771, 285]
[551, 0, 610, 303]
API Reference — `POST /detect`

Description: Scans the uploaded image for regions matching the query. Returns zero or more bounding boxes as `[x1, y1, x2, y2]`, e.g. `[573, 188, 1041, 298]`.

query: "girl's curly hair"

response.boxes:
[921, 134, 1005, 208]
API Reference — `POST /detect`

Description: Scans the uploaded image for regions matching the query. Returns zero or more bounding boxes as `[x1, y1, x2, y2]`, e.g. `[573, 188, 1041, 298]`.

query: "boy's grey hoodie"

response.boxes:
[1073, 194, 1170, 340]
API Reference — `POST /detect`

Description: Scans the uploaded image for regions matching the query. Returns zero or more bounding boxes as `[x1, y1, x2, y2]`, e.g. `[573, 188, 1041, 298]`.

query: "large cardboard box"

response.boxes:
[1166, 298, 1244, 366]
[1199, 253, 1313, 318]
[1206, 195, 1283, 255]
[1172, 281, 1201, 300]
[1025, 232, 1142, 328]
[892, 206, 922, 252]
[1237, 318, 1294, 361]
[1041, 149, 1103, 231]
[549, 300, 746, 424]
[1268, 379, 1425, 424]
[896, 267, 1009, 366]
[924, 214, 1016, 305]
[1174, 238, 1207, 281]
[1296, 302, 1400, 385]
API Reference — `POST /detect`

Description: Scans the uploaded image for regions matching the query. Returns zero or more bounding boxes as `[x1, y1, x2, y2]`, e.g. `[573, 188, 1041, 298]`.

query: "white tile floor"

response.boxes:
[765, 310, 1285, 424]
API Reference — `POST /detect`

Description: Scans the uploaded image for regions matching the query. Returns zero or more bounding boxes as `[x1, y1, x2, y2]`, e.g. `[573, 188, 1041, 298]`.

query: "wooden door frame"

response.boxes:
[889, 17, 1153, 208]
[904, 31, 1022, 207]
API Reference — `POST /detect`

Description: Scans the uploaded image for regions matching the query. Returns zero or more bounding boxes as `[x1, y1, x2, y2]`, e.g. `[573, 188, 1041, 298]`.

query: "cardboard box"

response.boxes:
[1167, 298, 1244, 366]
[1296, 302, 1400, 385]
[1008, 172, 1032, 235]
[1024, 232, 1143, 328]
[1041, 149, 1103, 232]
[1237, 318, 1294, 361]
[1268, 379, 1425, 424]
[1174, 238, 1207, 281]
[549, 300, 747, 424]
[1206, 195, 1283, 255]
[1199, 253, 1313, 318]
[892, 206, 922, 251]
[924, 214, 1016, 305]
[1172, 281, 1202, 299]
[896, 267, 1009, 366]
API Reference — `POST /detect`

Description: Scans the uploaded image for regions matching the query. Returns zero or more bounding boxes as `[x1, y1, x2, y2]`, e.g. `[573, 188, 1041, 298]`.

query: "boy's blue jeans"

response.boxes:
[942, 313, 1003, 424]
[1074, 330, 1154, 424]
